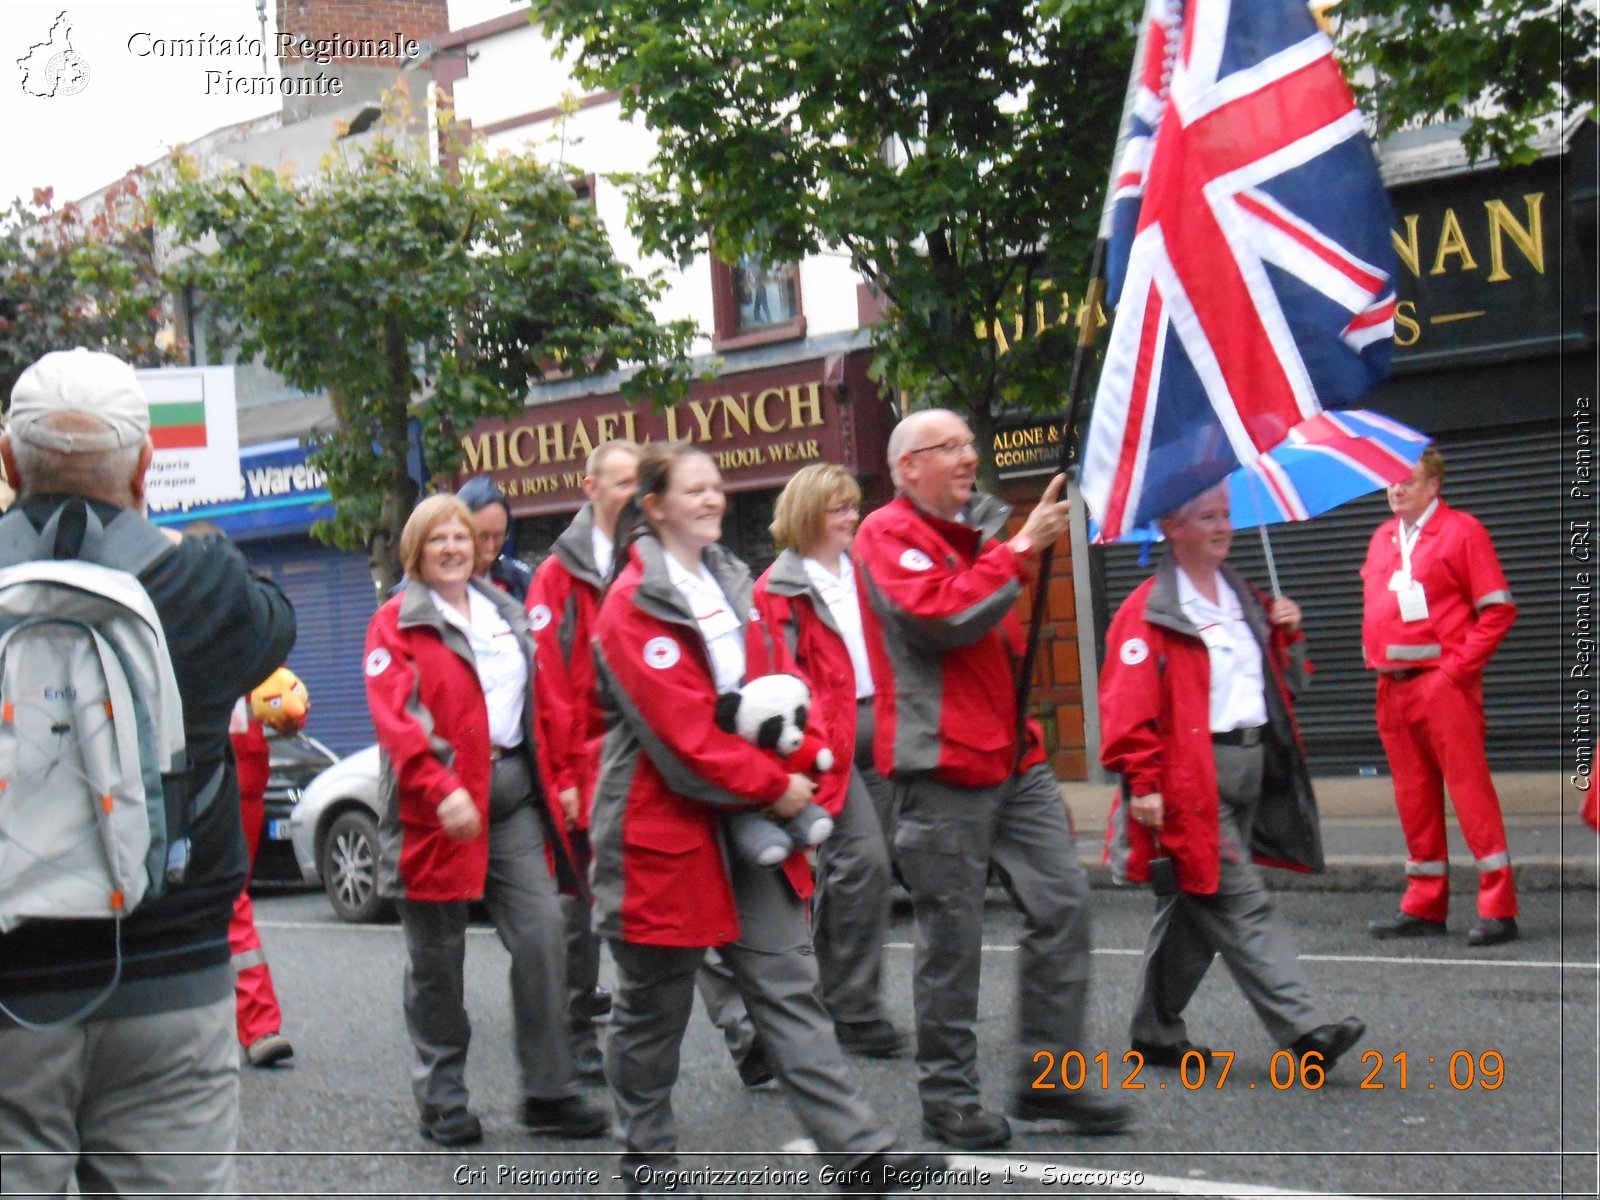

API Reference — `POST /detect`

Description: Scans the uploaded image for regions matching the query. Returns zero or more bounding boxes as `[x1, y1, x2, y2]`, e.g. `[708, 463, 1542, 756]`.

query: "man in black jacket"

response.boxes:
[0, 349, 296, 1196]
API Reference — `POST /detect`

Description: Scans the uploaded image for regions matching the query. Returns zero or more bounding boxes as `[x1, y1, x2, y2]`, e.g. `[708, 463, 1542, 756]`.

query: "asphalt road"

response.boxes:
[240, 885, 1599, 1199]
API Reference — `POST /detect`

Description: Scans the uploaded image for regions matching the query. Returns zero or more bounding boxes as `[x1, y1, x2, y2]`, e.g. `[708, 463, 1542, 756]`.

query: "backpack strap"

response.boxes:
[0, 502, 173, 578]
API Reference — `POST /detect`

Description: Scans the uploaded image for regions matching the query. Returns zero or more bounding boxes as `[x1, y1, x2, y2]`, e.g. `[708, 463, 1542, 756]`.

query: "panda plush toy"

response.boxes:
[713, 673, 837, 867]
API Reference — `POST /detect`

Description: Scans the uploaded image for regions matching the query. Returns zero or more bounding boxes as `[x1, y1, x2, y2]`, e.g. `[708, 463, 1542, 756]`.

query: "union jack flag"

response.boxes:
[1080, 0, 1397, 541]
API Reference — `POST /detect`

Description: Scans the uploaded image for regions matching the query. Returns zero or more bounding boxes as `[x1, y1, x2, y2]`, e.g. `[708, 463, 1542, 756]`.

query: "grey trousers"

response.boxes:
[605, 852, 896, 1166]
[1129, 742, 1321, 1049]
[563, 830, 602, 1057]
[811, 703, 896, 1025]
[396, 756, 574, 1120]
[693, 947, 758, 1066]
[893, 762, 1093, 1110]
[0, 995, 238, 1197]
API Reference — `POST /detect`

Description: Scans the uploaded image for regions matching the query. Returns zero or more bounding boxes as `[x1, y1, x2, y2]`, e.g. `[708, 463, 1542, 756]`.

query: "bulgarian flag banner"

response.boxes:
[148, 399, 209, 450]
[136, 365, 241, 508]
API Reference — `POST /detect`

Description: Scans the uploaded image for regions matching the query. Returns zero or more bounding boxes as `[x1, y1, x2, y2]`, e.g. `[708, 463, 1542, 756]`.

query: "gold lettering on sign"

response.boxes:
[508, 426, 538, 468]
[1392, 213, 1422, 278]
[1430, 209, 1478, 276]
[789, 382, 824, 428]
[568, 418, 595, 462]
[664, 407, 687, 442]
[688, 398, 719, 442]
[1485, 193, 1545, 282]
[594, 413, 620, 444]
[722, 393, 753, 438]
[754, 389, 787, 434]
[537, 422, 567, 464]
[1393, 300, 1421, 348]
[463, 430, 499, 473]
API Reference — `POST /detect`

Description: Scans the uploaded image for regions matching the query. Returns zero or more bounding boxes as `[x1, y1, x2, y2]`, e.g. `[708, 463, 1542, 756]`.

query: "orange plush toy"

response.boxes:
[250, 666, 309, 735]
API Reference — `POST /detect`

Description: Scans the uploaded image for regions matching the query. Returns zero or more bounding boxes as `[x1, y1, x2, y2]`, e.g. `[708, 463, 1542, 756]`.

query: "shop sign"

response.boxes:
[149, 437, 332, 538]
[462, 359, 849, 515]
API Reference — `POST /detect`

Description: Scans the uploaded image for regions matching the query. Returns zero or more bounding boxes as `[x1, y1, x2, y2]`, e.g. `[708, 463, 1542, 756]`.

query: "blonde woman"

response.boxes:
[753, 464, 904, 1057]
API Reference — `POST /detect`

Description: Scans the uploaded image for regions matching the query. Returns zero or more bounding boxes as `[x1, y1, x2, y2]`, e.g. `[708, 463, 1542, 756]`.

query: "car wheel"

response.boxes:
[320, 809, 392, 923]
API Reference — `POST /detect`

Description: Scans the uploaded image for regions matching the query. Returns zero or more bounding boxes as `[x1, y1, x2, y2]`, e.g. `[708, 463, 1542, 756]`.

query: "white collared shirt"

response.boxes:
[802, 554, 874, 699]
[664, 553, 745, 694]
[591, 525, 615, 581]
[1175, 568, 1267, 733]
[430, 586, 526, 749]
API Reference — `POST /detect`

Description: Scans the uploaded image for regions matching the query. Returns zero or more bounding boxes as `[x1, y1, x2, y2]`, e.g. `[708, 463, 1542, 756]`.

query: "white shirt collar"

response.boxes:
[1402, 498, 1439, 538]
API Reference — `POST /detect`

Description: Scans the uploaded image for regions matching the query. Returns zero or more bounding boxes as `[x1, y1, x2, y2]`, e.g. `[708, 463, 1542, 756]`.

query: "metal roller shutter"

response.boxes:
[237, 537, 378, 756]
[1094, 421, 1563, 773]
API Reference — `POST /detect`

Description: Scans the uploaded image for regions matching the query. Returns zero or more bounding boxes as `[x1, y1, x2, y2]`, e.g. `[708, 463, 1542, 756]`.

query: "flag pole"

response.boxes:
[1012, 2, 1157, 763]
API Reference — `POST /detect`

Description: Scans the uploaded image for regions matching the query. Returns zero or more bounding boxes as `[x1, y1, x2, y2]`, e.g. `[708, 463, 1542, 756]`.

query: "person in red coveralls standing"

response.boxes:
[228, 666, 309, 1068]
[1362, 448, 1520, 946]
[852, 408, 1130, 1151]
[1100, 483, 1364, 1074]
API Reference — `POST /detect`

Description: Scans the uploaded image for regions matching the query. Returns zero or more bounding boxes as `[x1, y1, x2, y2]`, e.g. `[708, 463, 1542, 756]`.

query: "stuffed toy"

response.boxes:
[250, 666, 309, 735]
[713, 673, 836, 867]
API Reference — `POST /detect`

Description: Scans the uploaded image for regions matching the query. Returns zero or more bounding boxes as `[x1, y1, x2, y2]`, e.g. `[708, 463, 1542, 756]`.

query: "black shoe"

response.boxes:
[921, 1102, 1011, 1149]
[1012, 1088, 1133, 1134]
[575, 1043, 606, 1085]
[576, 985, 613, 1021]
[735, 1038, 776, 1087]
[835, 1018, 908, 1058]
[246, 1032, 294, 1068]
[1368, 911, 1447, 940]
[1467, 916, 1519, 947]
[834, 1151, 950, 1196]
[1289, 1018, 1366, 1070]
[1130, 1038, 1212, 1069]
[519, 1094, 610, 1139]
[418, 1108, 482, 1146]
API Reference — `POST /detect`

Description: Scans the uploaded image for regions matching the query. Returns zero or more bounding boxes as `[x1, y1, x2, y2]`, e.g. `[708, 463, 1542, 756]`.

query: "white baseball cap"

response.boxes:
[8, 348, 151, 454]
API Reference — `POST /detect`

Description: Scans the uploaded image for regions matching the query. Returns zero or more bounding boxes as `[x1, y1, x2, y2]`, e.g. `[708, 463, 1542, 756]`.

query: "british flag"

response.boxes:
[1080, 0, 1397, 541]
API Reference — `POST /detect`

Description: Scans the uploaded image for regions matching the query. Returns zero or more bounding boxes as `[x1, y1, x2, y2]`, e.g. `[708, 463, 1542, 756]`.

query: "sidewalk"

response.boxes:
[1061, 772, 1596, 891]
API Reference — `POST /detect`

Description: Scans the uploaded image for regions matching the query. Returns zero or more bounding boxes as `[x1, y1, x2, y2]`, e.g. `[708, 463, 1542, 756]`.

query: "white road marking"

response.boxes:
[255, 923, 1597, 970]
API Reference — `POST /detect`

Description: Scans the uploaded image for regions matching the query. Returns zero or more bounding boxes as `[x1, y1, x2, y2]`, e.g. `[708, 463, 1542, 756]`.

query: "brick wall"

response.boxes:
[276, 0, 449, 62]
[1001, 478, 1091, 780]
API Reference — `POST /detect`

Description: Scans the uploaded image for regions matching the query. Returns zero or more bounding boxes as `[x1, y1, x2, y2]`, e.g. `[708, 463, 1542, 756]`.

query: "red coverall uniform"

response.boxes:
[228, 701, 285, 1047]
[1361, 500, 1517, 920]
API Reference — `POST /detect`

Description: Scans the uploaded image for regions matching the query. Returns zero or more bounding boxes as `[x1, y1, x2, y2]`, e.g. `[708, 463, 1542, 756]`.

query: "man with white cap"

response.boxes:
[0, 349, 296, 1195]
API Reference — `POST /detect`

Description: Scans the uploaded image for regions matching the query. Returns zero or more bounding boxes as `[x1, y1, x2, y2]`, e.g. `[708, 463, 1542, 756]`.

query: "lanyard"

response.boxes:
[1397, 521, 1422, 579]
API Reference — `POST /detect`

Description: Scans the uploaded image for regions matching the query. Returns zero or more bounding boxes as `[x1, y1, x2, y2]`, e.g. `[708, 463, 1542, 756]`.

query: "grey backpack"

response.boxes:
[0, 502, 192, 1021]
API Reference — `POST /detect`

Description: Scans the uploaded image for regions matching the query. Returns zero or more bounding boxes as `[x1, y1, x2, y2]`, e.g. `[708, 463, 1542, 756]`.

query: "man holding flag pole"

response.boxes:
[1064, 0, 1398, 1069]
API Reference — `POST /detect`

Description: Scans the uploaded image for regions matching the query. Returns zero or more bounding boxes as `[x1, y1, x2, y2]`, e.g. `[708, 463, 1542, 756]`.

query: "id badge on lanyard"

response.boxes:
[1392, 524, 1429, 624]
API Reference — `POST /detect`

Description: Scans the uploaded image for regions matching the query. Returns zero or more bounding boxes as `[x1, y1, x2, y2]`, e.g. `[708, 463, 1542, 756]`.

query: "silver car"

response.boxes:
[287, 745, 391, 923]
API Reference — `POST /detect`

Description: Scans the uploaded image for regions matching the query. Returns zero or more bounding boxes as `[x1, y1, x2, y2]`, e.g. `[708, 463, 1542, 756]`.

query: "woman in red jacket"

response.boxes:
[590, 443, 933, 1197]
[754, 464, 904, 1059]
[364, 494, 607, 1147]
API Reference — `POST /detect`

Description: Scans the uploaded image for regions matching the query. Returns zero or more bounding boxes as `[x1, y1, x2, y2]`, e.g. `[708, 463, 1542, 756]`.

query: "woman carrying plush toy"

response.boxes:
[591, 441, 938, 1197]
[753, 463, 906, 1061]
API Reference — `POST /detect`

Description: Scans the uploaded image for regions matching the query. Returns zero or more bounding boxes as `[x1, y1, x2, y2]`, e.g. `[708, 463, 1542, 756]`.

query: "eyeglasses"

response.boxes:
[906, 438, 976, 459]
[824, 503, 860, 516]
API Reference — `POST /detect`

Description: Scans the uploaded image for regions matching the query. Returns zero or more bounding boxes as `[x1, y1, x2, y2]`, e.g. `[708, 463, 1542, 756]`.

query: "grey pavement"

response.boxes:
[1063, 770, 1597, 892]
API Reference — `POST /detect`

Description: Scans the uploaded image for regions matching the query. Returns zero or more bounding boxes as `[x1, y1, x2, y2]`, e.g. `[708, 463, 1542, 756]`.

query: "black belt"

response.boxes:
[489, 745, 520, 762]
[1382, 668, 1427, 683]
[1212, 726, 1265, 747]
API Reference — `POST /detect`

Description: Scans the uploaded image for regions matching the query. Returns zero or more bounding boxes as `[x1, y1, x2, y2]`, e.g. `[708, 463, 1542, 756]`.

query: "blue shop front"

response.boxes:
[150, 439, 377, 756]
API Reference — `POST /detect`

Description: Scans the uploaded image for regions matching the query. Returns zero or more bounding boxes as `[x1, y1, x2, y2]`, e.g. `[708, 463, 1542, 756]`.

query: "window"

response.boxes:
[711, 253, 805, 349]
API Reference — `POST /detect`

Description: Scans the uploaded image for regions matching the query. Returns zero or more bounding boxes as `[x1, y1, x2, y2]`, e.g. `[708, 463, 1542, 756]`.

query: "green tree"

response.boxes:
[153, 123, 696, 595]
[0, 172, 185, 402]
[1337, 0, 1596, 167]
[538, 0, 1143, 488]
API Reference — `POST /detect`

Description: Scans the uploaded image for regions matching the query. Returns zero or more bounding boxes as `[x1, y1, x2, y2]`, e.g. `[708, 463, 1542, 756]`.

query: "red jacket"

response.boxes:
[1099, 559, 1323, 895]
[229, 699, 270, 864]
[1361, 500, 1515, 679]
[853, 493, 1045, 787]
[528, 503, 608, 828]
[752, 549, 858, 818]
[590, 536, 812, 947]
[365, 579, 577, 903]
